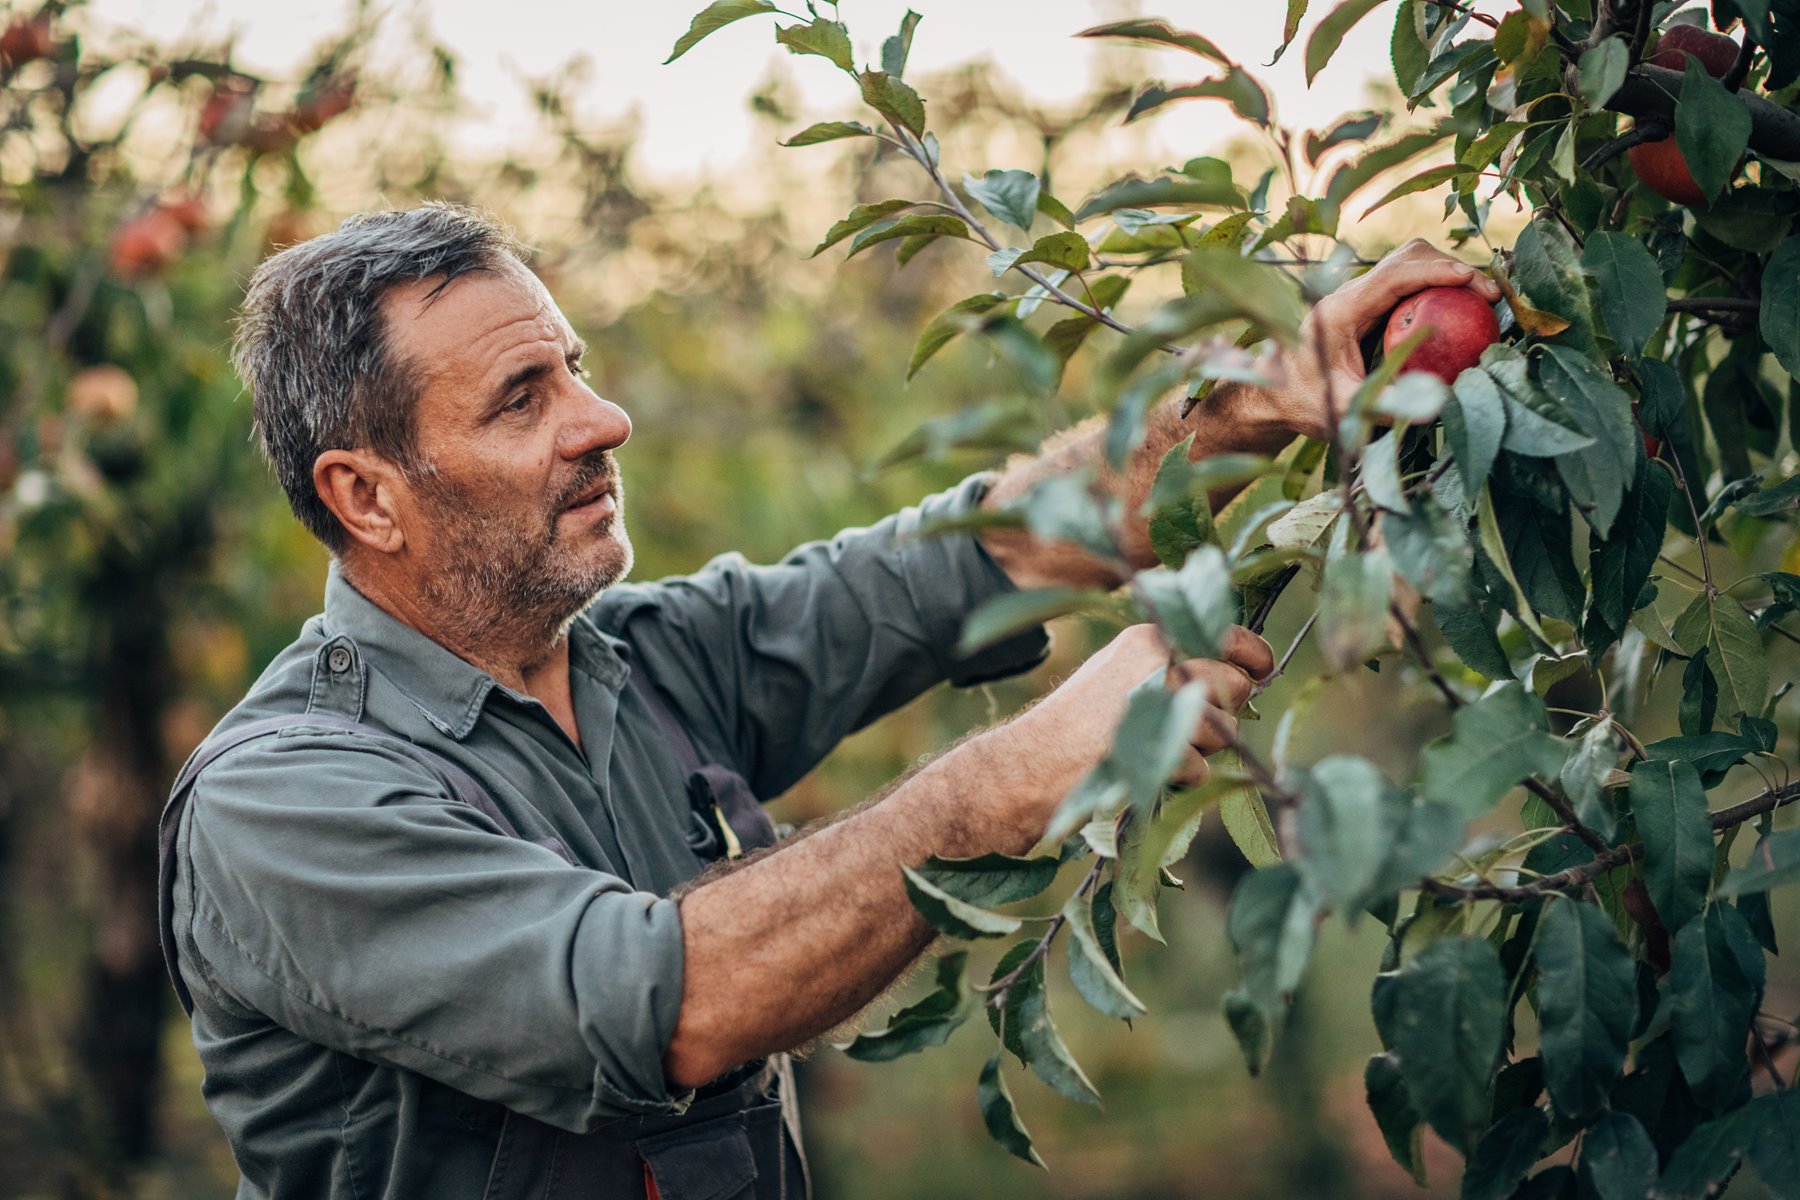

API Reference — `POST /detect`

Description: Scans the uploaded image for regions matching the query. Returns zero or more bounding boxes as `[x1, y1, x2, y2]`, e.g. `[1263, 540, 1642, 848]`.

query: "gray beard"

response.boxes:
[412, 455, 632, 667]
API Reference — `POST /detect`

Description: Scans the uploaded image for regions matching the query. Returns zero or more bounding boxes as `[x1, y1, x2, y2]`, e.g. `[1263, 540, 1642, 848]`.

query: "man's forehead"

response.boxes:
[382, 264, 573, 362]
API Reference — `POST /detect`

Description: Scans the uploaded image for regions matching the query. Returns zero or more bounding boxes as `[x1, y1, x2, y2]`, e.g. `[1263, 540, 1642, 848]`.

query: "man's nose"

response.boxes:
[561, 390, 631, 459]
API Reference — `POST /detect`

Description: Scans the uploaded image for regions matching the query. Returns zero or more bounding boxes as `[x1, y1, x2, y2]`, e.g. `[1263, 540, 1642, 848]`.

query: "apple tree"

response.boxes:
[669, 0, 1800, 1194]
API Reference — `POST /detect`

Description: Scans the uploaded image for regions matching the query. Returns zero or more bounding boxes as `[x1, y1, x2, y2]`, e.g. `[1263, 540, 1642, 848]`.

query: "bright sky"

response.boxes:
[85, 0, 1454, 181]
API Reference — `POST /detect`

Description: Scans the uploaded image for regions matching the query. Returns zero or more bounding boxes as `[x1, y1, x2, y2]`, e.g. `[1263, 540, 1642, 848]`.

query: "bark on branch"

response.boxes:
[1609, 63, 1800, 161]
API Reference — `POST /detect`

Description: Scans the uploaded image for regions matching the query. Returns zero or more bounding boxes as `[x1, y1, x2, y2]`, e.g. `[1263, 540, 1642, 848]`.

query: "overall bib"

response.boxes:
[158, 638, 810, 1200]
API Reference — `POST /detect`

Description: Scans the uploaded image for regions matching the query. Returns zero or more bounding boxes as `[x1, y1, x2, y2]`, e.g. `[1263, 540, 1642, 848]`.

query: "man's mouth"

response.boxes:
[560, 478, 617, 521]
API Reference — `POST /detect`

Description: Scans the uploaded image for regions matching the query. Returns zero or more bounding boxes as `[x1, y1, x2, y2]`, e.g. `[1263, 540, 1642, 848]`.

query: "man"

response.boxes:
[159, 202, 1499, 1198]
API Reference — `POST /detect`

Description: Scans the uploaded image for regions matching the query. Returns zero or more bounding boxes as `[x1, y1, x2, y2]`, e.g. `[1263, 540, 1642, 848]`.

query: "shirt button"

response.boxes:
[327, 646, 352, 674]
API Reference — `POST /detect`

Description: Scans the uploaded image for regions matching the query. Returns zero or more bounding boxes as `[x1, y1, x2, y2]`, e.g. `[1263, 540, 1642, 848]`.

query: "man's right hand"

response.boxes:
[1008, 623, 1274, 816]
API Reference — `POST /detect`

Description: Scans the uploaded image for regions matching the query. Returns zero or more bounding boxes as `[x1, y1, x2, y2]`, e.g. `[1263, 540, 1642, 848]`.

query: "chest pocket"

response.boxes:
[625, 670, 776, 862]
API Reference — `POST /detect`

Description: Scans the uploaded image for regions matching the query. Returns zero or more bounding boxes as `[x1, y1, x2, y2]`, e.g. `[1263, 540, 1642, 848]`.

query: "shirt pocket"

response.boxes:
[636, 1103, 770, 1200]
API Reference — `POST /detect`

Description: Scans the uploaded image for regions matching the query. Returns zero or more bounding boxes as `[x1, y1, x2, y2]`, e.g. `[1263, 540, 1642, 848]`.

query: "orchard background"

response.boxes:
[3, 1, 1797, 1198]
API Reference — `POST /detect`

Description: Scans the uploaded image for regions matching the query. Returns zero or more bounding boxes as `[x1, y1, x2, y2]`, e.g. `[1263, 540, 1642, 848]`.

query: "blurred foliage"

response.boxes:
[2, 1, 1796, 1199]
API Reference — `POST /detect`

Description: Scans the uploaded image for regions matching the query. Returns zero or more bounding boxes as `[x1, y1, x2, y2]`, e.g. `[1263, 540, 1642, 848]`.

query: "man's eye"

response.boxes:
[568, 359, 590, 379]
[503, 391, 534, 414]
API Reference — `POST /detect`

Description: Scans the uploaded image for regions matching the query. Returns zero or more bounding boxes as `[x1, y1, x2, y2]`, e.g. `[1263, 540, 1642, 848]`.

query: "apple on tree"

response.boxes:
[1382, 286, 1501, 384]
[1626, 25, 1741, 206]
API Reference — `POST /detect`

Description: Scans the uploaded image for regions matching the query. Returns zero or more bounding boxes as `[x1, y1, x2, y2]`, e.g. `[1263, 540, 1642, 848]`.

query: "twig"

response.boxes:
[1724, 35, 1758, 94]
[1583, 119, 1669, 173]
[1666, 450, 1716, 594]
[1422, 0, 1500, 30]
[1246, 563, 1302, 635]
[1665, 296, 1759, 315]
[1393, 603, 1464, 709]
[983, 856, 1106, 1005]
[1254, 610, 1319, 696]
[1753, 1027, 1789, 1089]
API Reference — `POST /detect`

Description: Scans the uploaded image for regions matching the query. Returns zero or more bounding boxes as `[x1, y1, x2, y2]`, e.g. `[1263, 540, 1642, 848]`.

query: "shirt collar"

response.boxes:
[322, 563, 630, 740]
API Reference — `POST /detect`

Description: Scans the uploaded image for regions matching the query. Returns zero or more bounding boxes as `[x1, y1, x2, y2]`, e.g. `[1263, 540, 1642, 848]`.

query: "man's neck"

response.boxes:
[338, 556, 584, 746]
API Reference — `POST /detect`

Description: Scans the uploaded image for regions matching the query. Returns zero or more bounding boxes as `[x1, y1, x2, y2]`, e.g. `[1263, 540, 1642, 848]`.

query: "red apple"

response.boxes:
[1629, 26, 1739, 206]
[1647, 24, 1739, 76]
[0, 16, 54, 67]
[1382, 286, 1502, 385]
[109, 208, 186, 278]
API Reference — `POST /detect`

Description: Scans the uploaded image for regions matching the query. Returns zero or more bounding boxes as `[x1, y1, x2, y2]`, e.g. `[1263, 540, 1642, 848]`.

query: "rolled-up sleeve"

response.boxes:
[173, 729, 687, 1131]
[590, 473, 1051, 799]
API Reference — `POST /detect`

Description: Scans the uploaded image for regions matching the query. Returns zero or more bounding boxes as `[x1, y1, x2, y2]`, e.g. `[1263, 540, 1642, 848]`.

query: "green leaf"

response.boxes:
[1362, 432, 1409, 513]
[1275, 0, 1311, 64]
[1384, 936, 1507, 1154]
[1295, 755, 1407, 918]
[1306, 0, 1391, 84]
[1462, 1107, 1550, 1200]
[1675, 55, 1752, 204]
[1325, 127, 1453, 207]
[958, 587, 1102, 656]
[1744, 1088, 1800, 1200]
[962, 169, 1040, 234]
[1064, 889, 1147, 1020]
[1366, 164, 1481, 214]
[880, 9, 921, 78]
[1432, 595, 1516, 680]
[1306, 112, 1382, 163]
[1365, 1052, 1427, 1185]
[906, 292, 1009, 380]
[1580, 1111, 1660, 1200]
[1367, 797, 1467, 897]
[1391, 1, 1430, 96]
[1628, 759, 1714, 935]
[664, 0, 776, 63]
[1536, 345, 1640, 536]
[1220, 784, 1283, 868]
[859, 70, 927, 138]
[1578, 36, 1631, 109]
[1445, 373, 1507, 497]
[1536, 897, 1637, 1122]
[840, 951, 972, 1061]
[845, 214, 969, 260]
[1511, 218, 1596, 351]
[1646, 718, 1776, 786]
[913, 852, 1062, 908]
[1074, 174, 1240, 221]
[1476, 484, 1554, 646]
[1491, 471, 1586, 626]
[901, 865, 1024, 940]
[867, 396, 1037, 474]
[1671, 592, 1768, 718]
[1317, 543, 1394, 672]
[1007, 958, 1101, 1105]
[1223, 864, 1320, 1074]
[1670, 902, 1762, 1110]
[1127, 71, 1271, 127]
[781, 120, 874, 147]
[1420, 683, 1567, 820]
[1486, 356, 1594, 458]
[1656, 1107, 1752, 1200]
[1719, 828, 1800, 896]
[1383, 499, 1473, 605]
[1581, 232, 1667, 357]
[1045, 678, 1210, 845]
[775, 18, 852, 69]
[1011, 231, 1089, 273]
[1560, 717, 1622, 842]
[1588, 456, 1673, 638]
[1738, 472, 1800, 517]
[977, 1052, 1045, 1168]
[1074, 18, 1231, 64]
[1135, 544, 1239, 660]
[1167, 246, 1306, 342]
[1762, 235, 1800, 381]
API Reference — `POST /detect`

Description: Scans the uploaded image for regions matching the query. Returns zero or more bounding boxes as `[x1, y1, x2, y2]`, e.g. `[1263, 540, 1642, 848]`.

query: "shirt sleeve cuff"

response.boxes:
[912, 472, 1053, 688]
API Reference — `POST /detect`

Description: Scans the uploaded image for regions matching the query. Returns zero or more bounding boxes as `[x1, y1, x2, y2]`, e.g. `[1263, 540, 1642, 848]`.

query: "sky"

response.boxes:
[83, 0, 1455, 181]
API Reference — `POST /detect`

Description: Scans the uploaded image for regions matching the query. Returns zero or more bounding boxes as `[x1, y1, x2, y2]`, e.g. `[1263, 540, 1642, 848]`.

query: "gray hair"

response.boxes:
[232, 202, 528, 551]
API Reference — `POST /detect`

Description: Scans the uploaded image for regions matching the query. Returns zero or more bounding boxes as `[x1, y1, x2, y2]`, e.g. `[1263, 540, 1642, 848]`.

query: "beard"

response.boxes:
[412, 449, 633, 660]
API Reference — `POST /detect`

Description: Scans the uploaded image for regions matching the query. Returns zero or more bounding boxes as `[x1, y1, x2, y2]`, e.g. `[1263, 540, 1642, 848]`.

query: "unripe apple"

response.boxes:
[109, 208, 186, 278]
[1628, 25, 1739, 206]
[1382, 287, 1502, 385]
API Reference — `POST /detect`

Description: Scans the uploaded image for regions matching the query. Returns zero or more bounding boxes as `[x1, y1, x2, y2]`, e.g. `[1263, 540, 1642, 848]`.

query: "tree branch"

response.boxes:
[1610, 62, 1800, 160]
[1582, 119, 1669, 173]
[1421, 779, 1800, 902]
[1666, 297, 1760, 314]
[1724, 35, 1758, 94]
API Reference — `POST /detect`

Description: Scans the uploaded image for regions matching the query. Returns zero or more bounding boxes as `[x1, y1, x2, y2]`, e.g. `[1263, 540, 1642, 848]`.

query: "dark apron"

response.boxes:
[156, 636, 804, 1200]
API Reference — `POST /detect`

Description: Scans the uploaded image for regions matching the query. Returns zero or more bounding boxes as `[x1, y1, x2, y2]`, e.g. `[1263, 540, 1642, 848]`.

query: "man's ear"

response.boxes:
[313, 449, 409, 555]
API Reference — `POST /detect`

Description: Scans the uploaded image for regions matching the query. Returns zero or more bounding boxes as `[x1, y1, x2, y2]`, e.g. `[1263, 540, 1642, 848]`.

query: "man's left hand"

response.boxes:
[1252, 238, 1505, 442]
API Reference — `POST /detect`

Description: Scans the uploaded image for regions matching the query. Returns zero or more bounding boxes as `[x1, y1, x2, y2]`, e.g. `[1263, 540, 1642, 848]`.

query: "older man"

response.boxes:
[157, 202, 1497, 1199]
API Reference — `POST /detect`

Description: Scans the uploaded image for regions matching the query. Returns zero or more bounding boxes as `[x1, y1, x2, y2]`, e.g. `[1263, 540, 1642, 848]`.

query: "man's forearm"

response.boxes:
[978, 380, 1297, 590]
[661, 716, 1084, 1091]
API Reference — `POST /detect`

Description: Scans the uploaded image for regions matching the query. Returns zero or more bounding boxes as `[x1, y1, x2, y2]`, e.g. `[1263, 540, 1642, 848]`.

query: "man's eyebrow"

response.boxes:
[486, 336, 587, 407]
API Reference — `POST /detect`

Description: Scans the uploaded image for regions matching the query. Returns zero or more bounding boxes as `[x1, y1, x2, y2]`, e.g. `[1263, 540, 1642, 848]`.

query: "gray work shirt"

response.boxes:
[167, 474, 1049, 1198]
